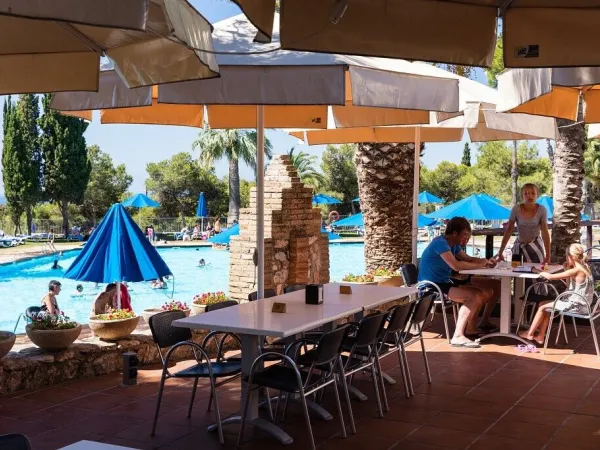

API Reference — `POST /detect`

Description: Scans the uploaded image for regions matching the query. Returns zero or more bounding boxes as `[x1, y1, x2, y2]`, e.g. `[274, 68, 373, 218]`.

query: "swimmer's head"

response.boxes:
[76, 284, 83, 293]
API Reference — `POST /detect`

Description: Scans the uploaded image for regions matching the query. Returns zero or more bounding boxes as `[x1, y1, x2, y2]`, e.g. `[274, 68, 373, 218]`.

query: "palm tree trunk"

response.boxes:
[355, 142, 414, 271]
[551, 95, 586, 263]
[228, 157, 241, 225]
[59, 199, 69, 238]
[512, 140, 518, 206]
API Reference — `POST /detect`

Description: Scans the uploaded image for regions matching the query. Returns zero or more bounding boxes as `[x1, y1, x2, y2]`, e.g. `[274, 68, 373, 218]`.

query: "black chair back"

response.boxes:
[313, 324, 351, 366]
[386, 303, 414, 335]
[248, 289, 277, 301]
[149, 311, 192, 348]
[0, 433, 32, 450]
[411, 292, 436, 324]
[400, 264, 418, 287]
[354, 313, 386, 348]
[206, 300, 239, 312]
[284, 284, 306, 294]
[25, 306, 41, 320]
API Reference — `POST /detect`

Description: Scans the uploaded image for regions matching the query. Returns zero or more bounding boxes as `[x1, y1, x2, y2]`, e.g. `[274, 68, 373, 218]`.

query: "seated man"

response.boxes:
[418, 217, 498, 348]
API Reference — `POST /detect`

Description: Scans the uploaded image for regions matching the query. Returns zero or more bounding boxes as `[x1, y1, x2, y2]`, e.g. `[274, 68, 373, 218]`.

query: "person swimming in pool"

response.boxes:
[71, 284, 84, 297]
[151, 277, 167, 289]
[198, 258, 206, 267]
[51, 259, 62, 270]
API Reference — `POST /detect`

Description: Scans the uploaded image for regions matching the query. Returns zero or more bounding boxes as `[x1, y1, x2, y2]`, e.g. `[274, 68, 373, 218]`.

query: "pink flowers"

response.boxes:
[193, 291, 228, 305]
[161, 300, 189, 311]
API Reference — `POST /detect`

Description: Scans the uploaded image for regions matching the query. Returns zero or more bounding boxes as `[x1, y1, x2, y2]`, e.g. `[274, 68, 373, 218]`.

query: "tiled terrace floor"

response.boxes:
[2, 319, 600, 450]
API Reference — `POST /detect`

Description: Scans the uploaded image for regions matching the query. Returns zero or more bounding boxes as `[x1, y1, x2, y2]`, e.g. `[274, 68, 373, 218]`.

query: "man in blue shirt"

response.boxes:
[419, 217, 498, 348]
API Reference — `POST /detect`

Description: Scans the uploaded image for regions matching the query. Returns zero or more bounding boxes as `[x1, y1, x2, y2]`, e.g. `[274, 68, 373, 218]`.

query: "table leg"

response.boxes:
[478, 277, 530, 345]
[207, 334, 293, 445]
[514, 278, 525, 325]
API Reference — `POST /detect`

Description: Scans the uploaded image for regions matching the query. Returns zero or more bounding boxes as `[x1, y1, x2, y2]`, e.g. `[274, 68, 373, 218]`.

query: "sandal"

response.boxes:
[451, 338, 481, 348]
[516, 344, 538, 353]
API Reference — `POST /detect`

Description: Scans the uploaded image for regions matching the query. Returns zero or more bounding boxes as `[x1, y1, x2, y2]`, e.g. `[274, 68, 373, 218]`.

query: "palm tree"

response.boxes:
[355, 142, 415, 271]
[193, 129, 272, 225]
[287, 147, 325, 189]
[550, 96, 586, 263]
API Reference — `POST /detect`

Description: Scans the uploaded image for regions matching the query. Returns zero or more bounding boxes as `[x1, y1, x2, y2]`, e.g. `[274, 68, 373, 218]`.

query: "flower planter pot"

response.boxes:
[142, 308, 190, 323]
[191, 303, 207, 315]
[0, 331, 16, 358]
[374, 275, 403, 287]
[88, 316, 140, 340]
[25, 324, 82, 351]
[341, 281, 378, 286]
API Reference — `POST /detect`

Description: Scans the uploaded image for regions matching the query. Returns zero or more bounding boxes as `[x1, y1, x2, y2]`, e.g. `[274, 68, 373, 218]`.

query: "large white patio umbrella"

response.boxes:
[0, 0, 219, 95]
[234, 0, 600, 68]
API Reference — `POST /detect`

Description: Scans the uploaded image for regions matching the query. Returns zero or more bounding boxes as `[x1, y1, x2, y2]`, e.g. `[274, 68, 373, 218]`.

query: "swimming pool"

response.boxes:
[1, 242, 475, 333]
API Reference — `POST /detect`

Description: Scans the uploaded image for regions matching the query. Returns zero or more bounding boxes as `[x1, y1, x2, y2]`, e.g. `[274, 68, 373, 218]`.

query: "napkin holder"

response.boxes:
[271, 302, 287, 313]
[305, 284, 324, 305]
[340, 285, 352, 295]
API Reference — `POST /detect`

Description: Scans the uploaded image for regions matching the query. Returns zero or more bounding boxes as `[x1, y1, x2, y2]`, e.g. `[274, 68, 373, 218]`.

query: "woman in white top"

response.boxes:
[520, 244, 594, 344]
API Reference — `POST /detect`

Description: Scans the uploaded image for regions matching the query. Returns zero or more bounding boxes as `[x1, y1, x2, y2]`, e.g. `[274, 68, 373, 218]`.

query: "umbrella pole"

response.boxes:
[412, 128, 422, 265]
[257, 105, 265, 299]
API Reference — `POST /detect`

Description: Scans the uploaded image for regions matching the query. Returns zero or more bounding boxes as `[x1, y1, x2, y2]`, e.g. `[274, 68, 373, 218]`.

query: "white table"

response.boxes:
[461, 262, 562, 344]
[173, 283, 415, 444]
[60, 441, 138, 450]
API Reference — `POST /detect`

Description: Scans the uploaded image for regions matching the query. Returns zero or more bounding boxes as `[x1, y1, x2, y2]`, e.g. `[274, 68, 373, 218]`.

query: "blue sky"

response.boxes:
[0, 1, 548, 195]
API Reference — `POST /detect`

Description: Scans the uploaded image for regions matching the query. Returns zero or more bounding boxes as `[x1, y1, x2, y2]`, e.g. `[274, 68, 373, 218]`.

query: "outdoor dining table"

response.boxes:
[173, 283, 417, 444]
[460, 262, 562, 344]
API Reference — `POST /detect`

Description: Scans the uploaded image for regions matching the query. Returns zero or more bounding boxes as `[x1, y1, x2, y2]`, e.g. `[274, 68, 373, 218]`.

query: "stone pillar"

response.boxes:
[228, 155, 330, 302]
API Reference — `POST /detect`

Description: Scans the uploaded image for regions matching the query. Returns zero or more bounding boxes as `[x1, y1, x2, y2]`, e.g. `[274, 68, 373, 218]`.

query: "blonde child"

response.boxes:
[519, 244, 594, 344]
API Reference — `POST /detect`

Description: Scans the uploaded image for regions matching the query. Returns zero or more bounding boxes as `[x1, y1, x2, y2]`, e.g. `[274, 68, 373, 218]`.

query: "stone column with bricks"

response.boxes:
[228, 155, 330, 302]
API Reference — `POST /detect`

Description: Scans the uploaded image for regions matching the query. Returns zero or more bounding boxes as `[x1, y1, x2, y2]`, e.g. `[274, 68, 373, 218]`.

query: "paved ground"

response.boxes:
[2, 317, 600, 450]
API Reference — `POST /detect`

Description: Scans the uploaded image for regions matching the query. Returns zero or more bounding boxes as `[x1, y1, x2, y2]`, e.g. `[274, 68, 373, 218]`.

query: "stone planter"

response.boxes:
[191, 303, 207, 315]
[341, 281, 379, 286]
[0, 331, 16, 359]
[142, 308, 190, 323]
[88, 316, 140, 340]
[374, 275, 404, 287]
[25, 324, 82, 351]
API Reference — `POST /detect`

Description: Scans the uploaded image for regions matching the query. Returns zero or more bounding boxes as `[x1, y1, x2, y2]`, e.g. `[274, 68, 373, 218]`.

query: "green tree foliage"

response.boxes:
[240, 179, 255, 208]
[146, 152, 228, 221]
[461, 142, 471, 166]
[321, 144, 358, 212]
[81, 145, 133, 225]
[193, 129, 272, 224]
[39, 94, 91, 236]
[287, 147, 325, 189]
[2, 97, 26, 233]
[484, 32, 504, 88]
[420, 162, 471, 204]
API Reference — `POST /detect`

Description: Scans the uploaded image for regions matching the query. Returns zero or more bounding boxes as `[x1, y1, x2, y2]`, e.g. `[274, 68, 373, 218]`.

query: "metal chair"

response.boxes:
[400, 264, 457, 343]
[516, 281, 561, 335]
[238, 324, 351, 450]
[284, 284, 306, 294]
[248, 289, 277, 301]
[148, 311, 242, 443]
[0, 434, 31, 450]
[544, 291, 600, 359]
[205, 300, 239, 312]
[12, 306, 42, 333]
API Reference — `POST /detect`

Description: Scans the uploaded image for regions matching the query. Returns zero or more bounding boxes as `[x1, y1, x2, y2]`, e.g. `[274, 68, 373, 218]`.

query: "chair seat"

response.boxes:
[520, 294, 555, 303]
[247, 364, 321, 392]
[174, 361, 241, 378]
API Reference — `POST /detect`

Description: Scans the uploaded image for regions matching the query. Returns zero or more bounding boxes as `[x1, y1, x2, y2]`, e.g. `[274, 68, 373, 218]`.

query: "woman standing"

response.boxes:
[497, 184, 551, 292]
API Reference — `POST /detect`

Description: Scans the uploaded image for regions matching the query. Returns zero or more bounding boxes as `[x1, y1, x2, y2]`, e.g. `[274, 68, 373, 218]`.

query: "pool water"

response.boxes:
[1, 242, 477, 333]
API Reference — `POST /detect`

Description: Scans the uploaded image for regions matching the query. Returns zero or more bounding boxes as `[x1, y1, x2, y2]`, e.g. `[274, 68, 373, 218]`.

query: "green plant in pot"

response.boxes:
[192, 291, 228, 315]
[372, 267, 403, 286]
[341, 273, 378, 285]
[142, 300, 190, 323]
[88, 308, 139, 340]
[25, 312, 82, 351]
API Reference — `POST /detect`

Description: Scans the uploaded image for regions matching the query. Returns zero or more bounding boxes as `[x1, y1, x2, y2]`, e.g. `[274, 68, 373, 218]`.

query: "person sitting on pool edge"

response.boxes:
[418, 216, 498, 348]
[91, 283, 118, 316]
[40, 280, 62, 317]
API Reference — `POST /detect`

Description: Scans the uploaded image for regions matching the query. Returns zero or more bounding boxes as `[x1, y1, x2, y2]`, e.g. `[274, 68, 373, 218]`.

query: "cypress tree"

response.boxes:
[461, 142, 472, 167]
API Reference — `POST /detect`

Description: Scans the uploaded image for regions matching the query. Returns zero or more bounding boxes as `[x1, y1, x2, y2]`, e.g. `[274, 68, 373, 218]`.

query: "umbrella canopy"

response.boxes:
[313, 194, 341, 205]
[322, 229, 341, 240]
[332, 212, 436, 229]
[196, 192, 208, 217]
[121, 193, 160, 208]
[536, 195, 589, 220]
[208, 224, 240, 245]
[51, 13, 463, 128]
[233, 1, 598, 69]
[64, 204, 172, 283]
[478, 193, 502, 204]
[0, 0, 219, 95]
[418, 191, 444, 204]
[497, 67, 600, 123]
[427, 194, 510, 221]
[352, 197, 360, 202]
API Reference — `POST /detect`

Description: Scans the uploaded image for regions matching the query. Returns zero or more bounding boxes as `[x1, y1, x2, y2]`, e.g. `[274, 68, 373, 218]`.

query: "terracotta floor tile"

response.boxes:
[20, 405, 100, 428]
[0, 397, 54, 418]
[29, 430, 106, 450]
[433, 373, 487, 388]
[65, 374, 123, 391]
[469, 434, 545, 450]
[442, 398, 507, 419]
[70, 413, 148, 435]
[108, 399, 180, 420]
[170, 429, 237, 450]
[517, 393, 580, 412]
[402, 393, 453, 411]
[426, 411, 495, 433]
[354, 417, 417, 440]
[115, 421, 195, 447]
[20, 386, 90, 404]
[384, 403, 441, 425]
[551, 426, 600, 450]
[486, 417, 556, 443]
[102, 382, 162, 399]
[477, 376, 539, 394]
[318, 434, 398, 450]
[503, 406, 569, 427]
[0, 418, 56, 438]
[530, 383, 591, 400]
[63, 392, 135, 411]
[140, 386, 212, 408]
[413, 382, 471, 398]
[100, 436, 167, 450]
[562, 413, 600, 431]
[463, 387, 524, 405]
[403, 425, 478, 449]
[389, 443, 451, 450]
